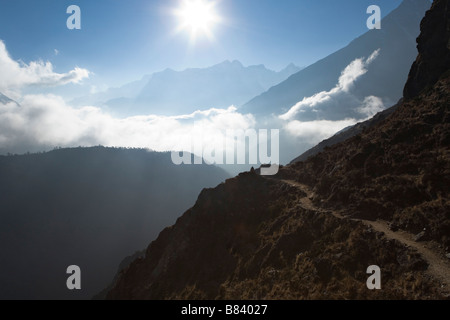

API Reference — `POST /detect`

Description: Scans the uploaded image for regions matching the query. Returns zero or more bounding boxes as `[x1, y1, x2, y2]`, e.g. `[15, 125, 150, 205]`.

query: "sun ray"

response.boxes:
[173, 0, 221, 43]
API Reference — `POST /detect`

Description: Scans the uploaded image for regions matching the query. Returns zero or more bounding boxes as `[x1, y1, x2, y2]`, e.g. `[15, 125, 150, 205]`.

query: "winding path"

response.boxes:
[281, 179, 450, 290]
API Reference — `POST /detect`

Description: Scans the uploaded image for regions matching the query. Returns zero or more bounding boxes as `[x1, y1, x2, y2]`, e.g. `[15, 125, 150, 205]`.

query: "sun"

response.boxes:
[174, 0, 221, 42]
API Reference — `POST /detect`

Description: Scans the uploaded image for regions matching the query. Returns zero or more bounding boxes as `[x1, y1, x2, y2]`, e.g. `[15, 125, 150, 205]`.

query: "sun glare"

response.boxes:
[174, 0, 220, 42]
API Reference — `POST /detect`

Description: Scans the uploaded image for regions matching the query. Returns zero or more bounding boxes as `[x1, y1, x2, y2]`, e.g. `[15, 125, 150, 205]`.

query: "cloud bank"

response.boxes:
[280, 49, 382, 122]
[279, 50, 385, 143]
[0, 94, 255, 155]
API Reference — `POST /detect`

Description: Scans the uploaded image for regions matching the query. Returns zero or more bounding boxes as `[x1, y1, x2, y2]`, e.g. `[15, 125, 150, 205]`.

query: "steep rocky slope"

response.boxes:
[287, 0, 450, 246]
[107, 172, 446, 299]
[287, 75, 449, 246]
[107, 0, 449, 300]
[404, 0, 450, 98]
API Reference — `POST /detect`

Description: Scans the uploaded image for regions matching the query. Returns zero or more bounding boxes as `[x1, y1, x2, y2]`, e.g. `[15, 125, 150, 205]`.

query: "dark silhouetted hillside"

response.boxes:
[404, 0, 450, 98]
[0, 147, 229, 299]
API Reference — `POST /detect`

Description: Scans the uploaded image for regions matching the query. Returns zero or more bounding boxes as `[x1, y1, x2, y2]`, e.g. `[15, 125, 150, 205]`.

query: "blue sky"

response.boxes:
[0, 0, 402, 88]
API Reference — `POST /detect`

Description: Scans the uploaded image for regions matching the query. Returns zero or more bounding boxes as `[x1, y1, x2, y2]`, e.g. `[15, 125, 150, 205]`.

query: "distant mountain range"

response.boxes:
[242, 0, 431, 117]
[72, 61, 301, 116]
[0, 147, 229, 299]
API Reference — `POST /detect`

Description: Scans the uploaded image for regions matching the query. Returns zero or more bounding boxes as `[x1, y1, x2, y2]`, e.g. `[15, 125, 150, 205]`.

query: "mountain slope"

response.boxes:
[287, 0, 450, 237]
[0, 147, 229, 299]
[242, 0, 431, 116]
[290, 103, 399, 163]
[106, 0, 449, 300]
[404, 0, 450, 98]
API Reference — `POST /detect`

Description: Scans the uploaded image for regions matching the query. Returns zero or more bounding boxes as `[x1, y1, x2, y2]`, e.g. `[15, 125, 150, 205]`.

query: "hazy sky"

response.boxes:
[0, 0, 402, 87]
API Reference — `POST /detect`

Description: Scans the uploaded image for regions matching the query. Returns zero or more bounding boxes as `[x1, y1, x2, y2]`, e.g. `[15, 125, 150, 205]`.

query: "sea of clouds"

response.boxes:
[0, 40, 384, 160]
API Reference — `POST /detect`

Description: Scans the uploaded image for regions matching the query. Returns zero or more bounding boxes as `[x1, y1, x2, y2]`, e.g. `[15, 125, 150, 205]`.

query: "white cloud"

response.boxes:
[279, 49, 381, 121]
[284, 119, 358, 143]
[357, 96, 385, 118]
[0, 40, 89, 94]
[0, 95, 255, 155]
[339, 49, 379, 91]
[54, 49, 59, 56]
[278, 50, 386, 144]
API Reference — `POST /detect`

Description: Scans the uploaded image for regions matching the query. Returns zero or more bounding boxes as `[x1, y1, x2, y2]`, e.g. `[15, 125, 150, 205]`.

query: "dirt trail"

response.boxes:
[281, 179, 450, 289]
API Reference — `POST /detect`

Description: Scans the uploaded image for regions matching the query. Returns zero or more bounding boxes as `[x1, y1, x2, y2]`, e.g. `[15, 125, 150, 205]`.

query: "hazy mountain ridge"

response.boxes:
[106, 0, 450, 300]
[242, 0, 431, 116]
[72, 60, 301, 116]
[71, 76, 152, 108]
[0, 147, 229, 299]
